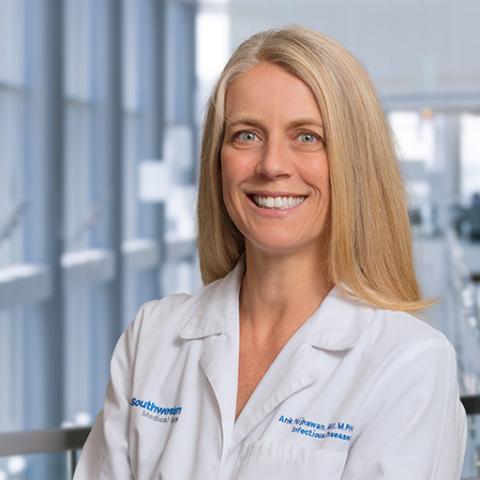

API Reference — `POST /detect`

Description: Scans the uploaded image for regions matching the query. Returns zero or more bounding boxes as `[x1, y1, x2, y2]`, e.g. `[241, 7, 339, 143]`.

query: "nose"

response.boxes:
[255, 137, 292, 179]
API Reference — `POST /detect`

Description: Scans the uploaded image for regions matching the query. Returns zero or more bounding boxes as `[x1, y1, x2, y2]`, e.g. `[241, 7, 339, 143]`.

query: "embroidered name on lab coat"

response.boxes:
[278, 415, 354, 441]
[130, 397, 182, 424]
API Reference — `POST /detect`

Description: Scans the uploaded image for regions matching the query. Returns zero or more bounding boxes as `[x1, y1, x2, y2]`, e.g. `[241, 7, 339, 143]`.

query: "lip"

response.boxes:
[247, 191, 309, 197]
[245, 192, 307, 217]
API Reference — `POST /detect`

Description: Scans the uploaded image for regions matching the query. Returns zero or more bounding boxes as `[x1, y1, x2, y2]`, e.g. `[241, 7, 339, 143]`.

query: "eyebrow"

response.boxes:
[225, 117, 325, 131]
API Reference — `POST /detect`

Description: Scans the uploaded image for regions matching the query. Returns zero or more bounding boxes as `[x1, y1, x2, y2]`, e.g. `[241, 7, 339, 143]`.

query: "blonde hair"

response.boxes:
[196, 25, 436, 314]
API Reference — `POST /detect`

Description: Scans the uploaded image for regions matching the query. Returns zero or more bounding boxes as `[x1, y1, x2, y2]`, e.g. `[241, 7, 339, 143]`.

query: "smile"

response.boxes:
[248, 194, 308, 210]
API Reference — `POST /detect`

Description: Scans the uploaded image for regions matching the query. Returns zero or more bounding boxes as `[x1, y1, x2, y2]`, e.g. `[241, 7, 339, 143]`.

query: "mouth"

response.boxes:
[246, 193, 308, 210]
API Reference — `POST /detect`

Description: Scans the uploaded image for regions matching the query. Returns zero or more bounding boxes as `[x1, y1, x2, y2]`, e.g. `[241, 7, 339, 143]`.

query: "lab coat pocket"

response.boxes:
[233, 441, 348, 480]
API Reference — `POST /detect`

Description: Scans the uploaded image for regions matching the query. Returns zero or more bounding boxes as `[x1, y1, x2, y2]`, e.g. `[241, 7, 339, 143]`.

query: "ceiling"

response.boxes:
[227, 0, 480, 108]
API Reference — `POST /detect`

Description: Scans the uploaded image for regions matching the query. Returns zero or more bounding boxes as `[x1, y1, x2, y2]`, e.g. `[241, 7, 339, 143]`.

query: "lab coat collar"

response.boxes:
[309, 285, 374, 351]
[178, 254, 246, 340]
[178, 254, 375, 455]
[178, 253, 373, 351]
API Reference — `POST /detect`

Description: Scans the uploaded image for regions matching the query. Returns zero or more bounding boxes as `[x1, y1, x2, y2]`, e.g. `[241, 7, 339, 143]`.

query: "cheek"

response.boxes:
[298, 158, 329, 192]
[219, 151, 239, 214]
[220, 149, 250, 189]
[315, 158, 330, 195]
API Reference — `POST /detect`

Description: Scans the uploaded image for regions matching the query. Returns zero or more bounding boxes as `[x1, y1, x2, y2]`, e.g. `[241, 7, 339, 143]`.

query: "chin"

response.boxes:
[246, 239, 310, 257]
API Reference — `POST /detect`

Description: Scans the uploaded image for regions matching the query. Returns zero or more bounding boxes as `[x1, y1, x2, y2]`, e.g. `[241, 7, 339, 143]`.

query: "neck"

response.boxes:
[239, 244, 333, 339]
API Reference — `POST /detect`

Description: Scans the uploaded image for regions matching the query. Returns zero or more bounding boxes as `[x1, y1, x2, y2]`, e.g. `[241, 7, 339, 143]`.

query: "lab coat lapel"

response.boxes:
[178, 256, 245, 460]
[229, 285, 374, 451]
[179, 256, 373, 457]
[230, 340, 323, 451]
[198, 330, 238, 461]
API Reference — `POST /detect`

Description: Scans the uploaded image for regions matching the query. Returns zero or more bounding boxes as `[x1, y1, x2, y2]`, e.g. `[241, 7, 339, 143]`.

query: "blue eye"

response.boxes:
[236, 131, 257, 142]
[298, 133, 318, 143]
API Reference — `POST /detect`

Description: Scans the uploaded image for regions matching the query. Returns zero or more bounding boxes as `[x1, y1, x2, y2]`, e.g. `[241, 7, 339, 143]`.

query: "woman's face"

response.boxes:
[220, 62, 330, 257]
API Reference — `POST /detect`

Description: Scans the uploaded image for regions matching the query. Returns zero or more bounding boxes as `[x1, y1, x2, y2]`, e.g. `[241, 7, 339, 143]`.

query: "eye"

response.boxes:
[235, 131, 258, 142]
[298, 132, 319, 144]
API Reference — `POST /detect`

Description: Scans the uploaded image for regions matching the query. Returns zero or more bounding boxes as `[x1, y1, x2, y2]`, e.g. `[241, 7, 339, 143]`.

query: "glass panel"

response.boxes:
[388, 110, 437, 237]
[64, 102, 92, 253]
[123, 112, 140, 241]
[0, 89, 26, 267]
[389, 110, 434, 166]
[64, 284, 94, 424]
[195, 10, 230, 118]
[63, 0, 93, 254]
[0, 308, 24, 432]
[122, 0, 139, 111]
[460, 113, 480, 205]
[195, 10, 230, 82]
[0, 0, 25, 85]
[64, 0, 90, 100]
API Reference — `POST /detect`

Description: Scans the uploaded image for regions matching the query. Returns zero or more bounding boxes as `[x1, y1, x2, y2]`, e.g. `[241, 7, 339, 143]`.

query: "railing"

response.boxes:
[0, 396, 479, 479]
[0, 426, 90, 479]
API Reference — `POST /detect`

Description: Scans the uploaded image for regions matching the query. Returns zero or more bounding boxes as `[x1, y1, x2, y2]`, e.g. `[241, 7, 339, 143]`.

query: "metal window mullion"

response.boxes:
[23, 0, 65, 477]
[86, 0, 125, 414]
[24, 0, 65, 419]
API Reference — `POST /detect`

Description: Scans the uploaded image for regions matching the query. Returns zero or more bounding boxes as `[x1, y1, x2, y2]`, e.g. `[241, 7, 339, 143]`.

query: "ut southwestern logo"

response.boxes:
[130, 397, 182, 424]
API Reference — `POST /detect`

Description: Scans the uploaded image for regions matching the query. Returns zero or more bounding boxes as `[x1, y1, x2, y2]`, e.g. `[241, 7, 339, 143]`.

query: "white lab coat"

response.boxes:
[74, 255, 467, 480]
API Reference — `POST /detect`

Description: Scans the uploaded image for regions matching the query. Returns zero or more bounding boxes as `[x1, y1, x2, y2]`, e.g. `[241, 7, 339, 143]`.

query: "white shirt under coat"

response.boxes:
[74, 255, 467, 479]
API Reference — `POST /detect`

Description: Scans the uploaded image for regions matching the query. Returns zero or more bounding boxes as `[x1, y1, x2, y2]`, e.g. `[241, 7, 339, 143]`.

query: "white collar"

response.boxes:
[178, 254, 374, 351]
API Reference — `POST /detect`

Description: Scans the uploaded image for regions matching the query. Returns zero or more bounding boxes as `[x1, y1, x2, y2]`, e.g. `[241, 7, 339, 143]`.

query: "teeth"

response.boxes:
[251, 195, 307, 210]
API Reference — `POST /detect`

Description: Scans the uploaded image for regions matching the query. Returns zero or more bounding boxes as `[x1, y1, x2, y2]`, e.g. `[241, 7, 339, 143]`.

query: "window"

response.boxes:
[0, 1, 199, 477]
[460, 113, 480, 204]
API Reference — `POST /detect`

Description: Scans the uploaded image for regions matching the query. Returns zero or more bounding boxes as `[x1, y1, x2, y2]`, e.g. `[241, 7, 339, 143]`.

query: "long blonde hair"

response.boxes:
[196, 25, 435, 314]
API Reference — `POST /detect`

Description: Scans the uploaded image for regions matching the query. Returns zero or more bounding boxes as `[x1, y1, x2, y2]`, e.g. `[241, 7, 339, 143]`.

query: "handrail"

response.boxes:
[0, 426, 91, 479]
[0, 426, 90, 456]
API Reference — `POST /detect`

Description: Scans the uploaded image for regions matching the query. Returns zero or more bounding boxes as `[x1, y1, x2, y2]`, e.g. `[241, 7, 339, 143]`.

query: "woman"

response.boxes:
[74, 26, 467, 479]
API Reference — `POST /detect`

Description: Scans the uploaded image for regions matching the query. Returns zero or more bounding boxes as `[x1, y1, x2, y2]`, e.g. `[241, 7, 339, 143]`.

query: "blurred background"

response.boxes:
[0, 0, 479, 478]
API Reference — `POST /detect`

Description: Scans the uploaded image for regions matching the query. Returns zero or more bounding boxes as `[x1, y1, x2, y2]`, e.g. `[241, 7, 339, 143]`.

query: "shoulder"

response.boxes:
[349, 307, 462, 433]
[137, 293, 195, 327]
[125, 274, 229, 344]
[362, 307, 458, 376]
[128, 292, 194, 342]
[113, 276, 234, 375]
[327, 286, 455, 359]
[370, 308, 452, 349]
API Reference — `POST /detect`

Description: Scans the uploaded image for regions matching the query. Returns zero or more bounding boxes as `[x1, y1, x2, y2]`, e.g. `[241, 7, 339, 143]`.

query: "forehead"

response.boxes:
[224, 62, 322, 122]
